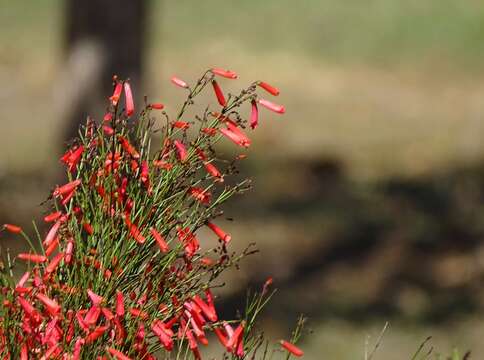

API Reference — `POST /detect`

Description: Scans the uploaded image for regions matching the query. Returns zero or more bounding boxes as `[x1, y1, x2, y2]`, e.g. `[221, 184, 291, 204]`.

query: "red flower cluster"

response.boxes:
[0, 69, 303, 359]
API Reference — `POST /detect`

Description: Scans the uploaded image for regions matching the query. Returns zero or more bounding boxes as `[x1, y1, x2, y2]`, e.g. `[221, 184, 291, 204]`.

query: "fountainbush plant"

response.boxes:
[0, 69, 305, 359]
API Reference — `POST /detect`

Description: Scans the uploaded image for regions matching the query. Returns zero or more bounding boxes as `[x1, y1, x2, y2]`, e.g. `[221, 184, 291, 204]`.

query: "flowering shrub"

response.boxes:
[0, 69, 304, 359]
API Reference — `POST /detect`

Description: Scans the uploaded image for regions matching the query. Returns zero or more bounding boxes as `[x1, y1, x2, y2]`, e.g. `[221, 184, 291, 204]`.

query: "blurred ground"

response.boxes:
[2, 0, 484, 357]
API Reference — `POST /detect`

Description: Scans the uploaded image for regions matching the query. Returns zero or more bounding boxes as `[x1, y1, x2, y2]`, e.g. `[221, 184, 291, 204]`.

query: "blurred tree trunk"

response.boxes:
[61, 0, 148, 142]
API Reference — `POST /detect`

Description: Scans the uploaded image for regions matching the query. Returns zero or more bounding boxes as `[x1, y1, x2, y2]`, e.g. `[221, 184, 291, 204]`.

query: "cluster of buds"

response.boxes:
[0, 69, 304, 359]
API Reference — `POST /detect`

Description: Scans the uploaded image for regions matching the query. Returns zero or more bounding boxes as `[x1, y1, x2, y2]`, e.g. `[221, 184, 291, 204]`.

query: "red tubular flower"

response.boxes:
[280, 340, 304, 357]
[125, 199, 134, 215]
[116, 291, 125, 317]
[171, 75, 189, 89]
[73, 338, 85, 360]
[105, 151, 121, 167]
[150, 228, 169, 253]
[73, 206, 82, 217]
[153, 159, 173, 170]
[114, 317, 126, 344]
[41, 344, 60, 359]
[205, 289, 216, 313]
[43, 220, 61, 248]
[257, 81, 280, 96]
[129, 308, 148, 319]
[203, 162, 223, 182]
[96, 185, 106, 198]
[33, 273, 43, 287]
[76, 311, 89, 332]
[129, 222, 146, 244]
[103, 125, 114, 136]
[136, 323, 146, 341]
[257, 98, 285, 114]
[45, 253, 64, 275]
[177, 227, 200, 258]
[192, 295, 217, 322]
[43, 211, 62, 223]
[18, 297, 42, 323]
[69, 144, 84, 162]
[195, 148, 207, 161]
[236, 336, 245, 357]
[20, 344, 28, 360]
[53, 179, 81, 197]
[61, 189, 76, 205]
[63, 145, 84, 172]
[101, 307, 114, 321]
[226, 322, 244, 351]
[84, 305, 102, 326]
[212, 68, 238, 79]
[15, 287, 32, 295]
[35, 293, 61, 316]
[202, 127, 217, 136]
[86, 325, 109, 343]
[211, 80, 226, 106]
[172, 121, 190, 130]
[262, 276, 273, 295]
[189, 187, 211, 204]
[45, 317, 62, 345]
[18, 253, 47, 263]
[60, 147, 73, 163]
[118, 136, 140, 159]
[110, 82, 123, 105]
[250, 99, 259, 129]
[119, 176, 128, 197]
[207, 222, 231, 243]
[185, 304, 206, 328]
[103, 112, 113, 122]
[83, 222, 94, 235]
[87, 289, 104, 306]
[65, 239, 74, 264]
[150, 103, 164, 110]
[107, 347, 132, 360]
[45, 237, 59, 256]
[174, 140, 188, 162]
[224, 323, 235, 338]
[140, 161, 149, 183]
[184, 325, 199, 350]
[3, 223, 22, 233]
[200, 257, 215, 266]
[151, 320, 174, 351]
[124, 82, 135, 117]
[225, 118, 240, 130]
[104, 269, 112, 279]
[131, 160, 139, 172]
[16, 271, 30, 288]
[219, 117, 252, 147]
[214, 327, 229, 347]
[219, 127, 251, 148]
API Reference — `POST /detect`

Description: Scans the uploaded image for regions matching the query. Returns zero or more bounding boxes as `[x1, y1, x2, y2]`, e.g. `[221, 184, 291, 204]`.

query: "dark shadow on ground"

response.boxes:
[219, 158, 484, 326]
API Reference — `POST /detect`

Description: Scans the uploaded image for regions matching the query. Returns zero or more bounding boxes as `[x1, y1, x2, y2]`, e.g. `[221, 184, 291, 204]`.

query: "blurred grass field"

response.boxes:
[3, 0, 484, 178]
[3, 0, 484, 357]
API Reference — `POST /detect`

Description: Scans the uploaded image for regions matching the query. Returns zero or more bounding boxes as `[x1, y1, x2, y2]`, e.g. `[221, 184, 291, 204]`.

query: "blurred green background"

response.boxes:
[3, 0, 484, 358]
